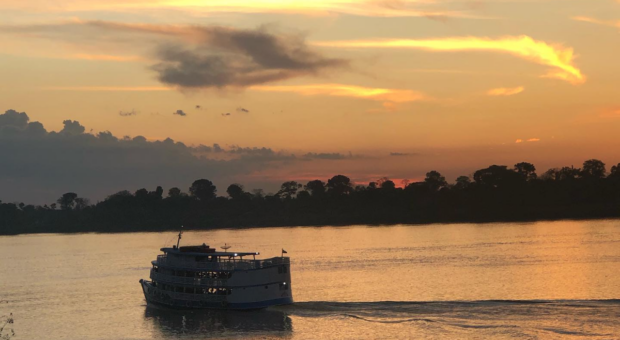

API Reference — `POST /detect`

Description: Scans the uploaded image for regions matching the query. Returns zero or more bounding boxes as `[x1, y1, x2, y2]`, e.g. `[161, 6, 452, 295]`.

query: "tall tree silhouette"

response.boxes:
[226, 184, 245, 200]
[189, 179, 217, 201]
[425, 171, 447, 191]
[514, 162, 537, 181]
[581, 159, 606, 179]
[327, 175, 352, 196]
[57, 193, 78, 210]
[454, 176, 472, 190]
[305, 180, 326, 197]
[168, 187, 182, 198]
[277, 181, 302, 199]
[474, 165, 522, 188]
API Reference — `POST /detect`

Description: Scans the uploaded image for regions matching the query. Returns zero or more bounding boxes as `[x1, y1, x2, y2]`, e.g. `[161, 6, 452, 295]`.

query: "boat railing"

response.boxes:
[155, 255, 290, 270]
[150, 270, 228, 287]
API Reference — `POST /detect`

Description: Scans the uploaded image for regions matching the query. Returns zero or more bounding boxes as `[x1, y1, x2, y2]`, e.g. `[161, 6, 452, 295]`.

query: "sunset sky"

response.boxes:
[1, 0, 620, 203]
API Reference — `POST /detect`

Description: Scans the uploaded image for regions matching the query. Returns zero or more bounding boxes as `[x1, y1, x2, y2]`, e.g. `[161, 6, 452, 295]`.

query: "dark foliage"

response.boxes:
[2, 159, 620, 235]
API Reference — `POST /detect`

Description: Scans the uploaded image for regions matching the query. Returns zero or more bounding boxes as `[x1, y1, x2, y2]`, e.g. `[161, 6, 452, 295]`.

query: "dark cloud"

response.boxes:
[195, 105, 202, 110]
[173, 109, 187, 117]
[303, 152, 348, 160]
[151, 26, 348, 89]
[61, 120, 86, 135]
[0, 21, 348, 89]
[0, 109, 29, 128]
[192, 143, 224, 153]
[236, 107, 250, 113]
[119, 109, 138, 117]
[221, 112, 231, 116]
[191, 144, 286, 159]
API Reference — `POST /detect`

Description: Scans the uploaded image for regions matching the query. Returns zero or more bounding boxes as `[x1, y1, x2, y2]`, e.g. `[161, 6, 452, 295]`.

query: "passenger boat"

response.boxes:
[139, 231, 293, 310]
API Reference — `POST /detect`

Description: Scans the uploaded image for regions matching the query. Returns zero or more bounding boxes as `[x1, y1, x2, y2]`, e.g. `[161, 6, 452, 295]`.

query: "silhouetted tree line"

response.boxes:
[3, 159, 620, 235]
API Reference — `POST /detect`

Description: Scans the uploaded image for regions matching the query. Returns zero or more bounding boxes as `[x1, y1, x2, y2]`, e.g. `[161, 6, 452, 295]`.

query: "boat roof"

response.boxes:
[161, 246, 259, 257]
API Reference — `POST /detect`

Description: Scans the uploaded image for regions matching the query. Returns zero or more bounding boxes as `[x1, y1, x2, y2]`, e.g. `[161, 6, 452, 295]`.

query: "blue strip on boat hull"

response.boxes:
[146, 297, 294, 310]
[140, 280, 293, 310]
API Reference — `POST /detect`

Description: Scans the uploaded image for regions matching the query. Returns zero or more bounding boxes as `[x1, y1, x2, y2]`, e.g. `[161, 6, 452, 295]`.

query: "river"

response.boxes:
[1, 220, 620, 339]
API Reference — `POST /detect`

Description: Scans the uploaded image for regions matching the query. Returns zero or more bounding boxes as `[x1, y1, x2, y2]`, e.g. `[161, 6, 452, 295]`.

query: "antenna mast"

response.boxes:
[176, 226, 183, 249]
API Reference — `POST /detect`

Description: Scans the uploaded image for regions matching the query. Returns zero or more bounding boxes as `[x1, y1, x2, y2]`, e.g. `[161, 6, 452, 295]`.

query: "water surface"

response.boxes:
[1, 220, 620, 339]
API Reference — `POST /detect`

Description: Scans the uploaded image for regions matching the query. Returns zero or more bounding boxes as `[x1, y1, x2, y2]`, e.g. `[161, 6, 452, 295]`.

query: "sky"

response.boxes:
[1, 0, 620, 204]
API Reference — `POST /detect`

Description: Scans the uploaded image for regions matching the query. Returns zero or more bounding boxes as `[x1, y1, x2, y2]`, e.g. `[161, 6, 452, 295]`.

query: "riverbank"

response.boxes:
[2, 211, 619, 236]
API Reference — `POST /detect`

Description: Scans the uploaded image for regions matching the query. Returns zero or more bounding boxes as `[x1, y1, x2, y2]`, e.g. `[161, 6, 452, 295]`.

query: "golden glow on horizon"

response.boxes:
[487, 87, 525, 96]
[250, 84, 427, 104]
[314, 36, 585, 85]
[600, 108, 620, 118]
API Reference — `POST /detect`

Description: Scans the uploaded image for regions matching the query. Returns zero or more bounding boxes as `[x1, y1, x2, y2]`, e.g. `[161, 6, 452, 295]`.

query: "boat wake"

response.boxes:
[271, 300, 620, 338]
[281, 299, 620, 312]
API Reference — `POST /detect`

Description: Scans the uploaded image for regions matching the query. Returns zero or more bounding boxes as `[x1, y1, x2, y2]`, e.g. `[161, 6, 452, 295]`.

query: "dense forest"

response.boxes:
[3, 159, 620, 235]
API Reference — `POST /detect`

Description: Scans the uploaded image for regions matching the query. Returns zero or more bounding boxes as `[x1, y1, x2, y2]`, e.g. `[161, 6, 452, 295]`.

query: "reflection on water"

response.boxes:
[145, 305, 292, 338]
[3, 220, 620, 339]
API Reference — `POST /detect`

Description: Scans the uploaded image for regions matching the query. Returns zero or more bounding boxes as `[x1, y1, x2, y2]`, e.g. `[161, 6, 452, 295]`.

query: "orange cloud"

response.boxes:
[43, 86, 171, 91]
[572, 16, 620, 29]
[71, 54, 143, 62]
[487, 86, 524, 96]
[516, 138, 540, 143]
[314, 35, 585, 85]
[250, 84, 427, 105]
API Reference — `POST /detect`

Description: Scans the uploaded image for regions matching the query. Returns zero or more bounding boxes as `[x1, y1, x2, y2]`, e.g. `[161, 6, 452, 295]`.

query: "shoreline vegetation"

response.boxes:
[2, 159, 620, 236]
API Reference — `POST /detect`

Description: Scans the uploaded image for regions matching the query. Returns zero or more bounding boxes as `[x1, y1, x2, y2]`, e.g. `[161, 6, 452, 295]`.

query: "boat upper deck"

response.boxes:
[162, 248, 259, 258]
[161, 244, 259, 258]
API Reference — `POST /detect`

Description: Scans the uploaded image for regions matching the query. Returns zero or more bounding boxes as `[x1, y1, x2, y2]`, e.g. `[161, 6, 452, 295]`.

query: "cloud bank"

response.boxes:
[0, 109, 346, 204]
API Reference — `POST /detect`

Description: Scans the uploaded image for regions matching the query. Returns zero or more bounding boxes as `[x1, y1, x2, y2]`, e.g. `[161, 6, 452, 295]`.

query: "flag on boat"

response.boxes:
[282, 249, 288, 254]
